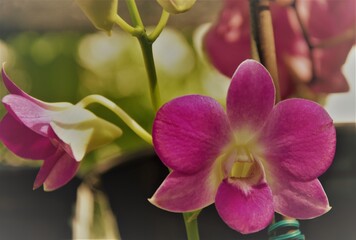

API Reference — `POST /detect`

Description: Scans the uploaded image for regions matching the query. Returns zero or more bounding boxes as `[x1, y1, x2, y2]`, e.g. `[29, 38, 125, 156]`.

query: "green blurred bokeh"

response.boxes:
[0, 26, 229, 174]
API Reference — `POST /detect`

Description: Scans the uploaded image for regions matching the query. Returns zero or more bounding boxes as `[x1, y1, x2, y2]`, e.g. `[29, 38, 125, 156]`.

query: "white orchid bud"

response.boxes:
[76, 0, 118, 34]
[157, 0, 196, 14]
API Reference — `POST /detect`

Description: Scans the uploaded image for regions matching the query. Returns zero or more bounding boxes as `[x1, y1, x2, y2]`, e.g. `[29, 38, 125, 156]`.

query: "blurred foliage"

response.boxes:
[72, 182, 121, 239]
[0, 27, 229, 174]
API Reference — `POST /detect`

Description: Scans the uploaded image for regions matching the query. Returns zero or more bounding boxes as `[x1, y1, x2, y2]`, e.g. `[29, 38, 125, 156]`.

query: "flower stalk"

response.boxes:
[113, 14, 143, 36]
[118, 0, 167, 111]
[138, 37, 161, 111]
[125, 0, 144, 28]
[148, 10, 170, 42]
[120, 1, 200, 237]
[183, 211, 200, 240]
[77, 94, 152, 145]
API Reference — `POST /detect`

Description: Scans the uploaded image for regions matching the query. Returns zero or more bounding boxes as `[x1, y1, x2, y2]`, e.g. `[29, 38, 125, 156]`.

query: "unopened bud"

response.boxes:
[157, 0, 196, 14]
[76, 0, 118, 34]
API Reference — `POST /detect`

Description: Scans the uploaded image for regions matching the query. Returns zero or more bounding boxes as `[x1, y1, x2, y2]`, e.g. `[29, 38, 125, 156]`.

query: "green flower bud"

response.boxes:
[157, 0, 196, 14]
[76, 0, 118, 34]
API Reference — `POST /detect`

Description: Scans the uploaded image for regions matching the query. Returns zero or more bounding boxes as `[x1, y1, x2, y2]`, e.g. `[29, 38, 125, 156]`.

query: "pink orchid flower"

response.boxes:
[149, 60, 335, 234]
[0, 67, 122, 191]
[296, 0, 355, 93]
[204, 0, 355, 99]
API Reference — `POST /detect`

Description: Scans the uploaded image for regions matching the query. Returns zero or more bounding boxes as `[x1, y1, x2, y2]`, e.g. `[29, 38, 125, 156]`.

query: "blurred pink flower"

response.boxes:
[150, 60, 335, 234]
[0, 67, 122, 191]
[204, 0, 355, 99]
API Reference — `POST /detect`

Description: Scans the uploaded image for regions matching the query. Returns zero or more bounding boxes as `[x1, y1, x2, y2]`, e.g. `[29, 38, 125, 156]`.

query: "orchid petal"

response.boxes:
[299, 0, 355, 40]
[149, 163, 222, 212]
[311, 71, 349, 93]
[34, 148, 80, 191]
[153, 95, 231, 174]
[260, 98, 336, 181]
[227, 60, 275, 133]
[311, 47, 351, 93]
[203, 0, 251, 77]
[215, 178, 274, 234]
[272, 179, 331, 219]
[50, 105, 122, 161]
[0, 114, 56, 159]
[2, 96, 121, 161]
[75, 0, 118, 34]
[2, 94, 56, 136]
[203, 0, 354, 98]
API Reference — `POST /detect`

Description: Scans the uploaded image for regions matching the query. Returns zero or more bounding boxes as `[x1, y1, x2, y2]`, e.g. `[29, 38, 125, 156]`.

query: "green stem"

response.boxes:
[119, 3, 198, 238]
[138, 37, 161, 111]
[183, 211, 201, 240]
[113, 14, 143, 36]
[125, 0, 144, 28]
[148, 10, 170, 42]
[123, 0, 161, 111]
[77, 94, 152, 145]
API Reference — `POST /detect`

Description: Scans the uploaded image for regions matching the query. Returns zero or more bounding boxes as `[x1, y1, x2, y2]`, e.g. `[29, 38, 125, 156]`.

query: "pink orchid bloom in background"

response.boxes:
[204, 0, 355, 99]
[0, 67, 122, 191]
[149, 60, 335, 234]
[296, 0, 355, 93]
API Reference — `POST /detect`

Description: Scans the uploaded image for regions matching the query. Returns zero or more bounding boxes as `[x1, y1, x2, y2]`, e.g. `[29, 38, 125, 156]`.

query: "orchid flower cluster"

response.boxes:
[0, 0, 354, 239]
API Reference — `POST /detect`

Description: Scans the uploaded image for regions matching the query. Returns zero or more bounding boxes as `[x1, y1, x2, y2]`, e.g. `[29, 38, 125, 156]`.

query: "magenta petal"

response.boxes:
[0, 114, 56, 159]
[273, 179, 330, 219]
[203, 0, 251, 77]
[34, 148, 80, 191]
[311, 71, 349, 93]
[215, 179, 274, 234]
[2, 94, 52, 136]
[311, 46, 351, 93]
[227, 60, 275, 132]
[299, 0, 355, 39]
[260, 98, 336, 181]
[153, 95, 231, 174]
[149, 166, 221, 212]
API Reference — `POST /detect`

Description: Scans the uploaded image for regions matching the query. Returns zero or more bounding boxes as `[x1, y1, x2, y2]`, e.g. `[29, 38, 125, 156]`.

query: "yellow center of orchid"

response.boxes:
[229, 149, 256, 179]
[215, 129, 264, 182]
[230, 161, 255, 178]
